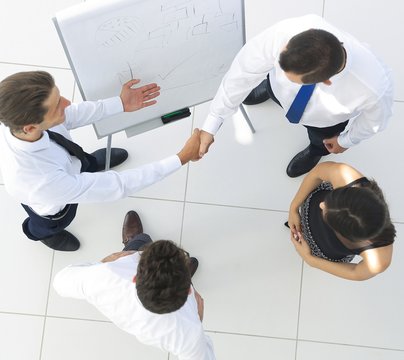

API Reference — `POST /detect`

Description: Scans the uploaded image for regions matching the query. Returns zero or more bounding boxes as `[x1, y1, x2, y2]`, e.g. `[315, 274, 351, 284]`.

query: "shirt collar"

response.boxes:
[330, 43, 352, 83]
[3, 125, 51, 153]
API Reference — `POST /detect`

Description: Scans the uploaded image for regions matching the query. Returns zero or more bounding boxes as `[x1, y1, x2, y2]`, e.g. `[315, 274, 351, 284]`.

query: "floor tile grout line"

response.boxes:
[129, 194, 290, 213]
[178, 107, 196, 248]
[1, 311, 403, 353]
[206, 329, 404, 352]
[0, 310, 46, 318]
[294, 260, 305, 360]
[205, 330, 297, 342]
[38, 250, 56, 360]
[297, 338, 404, 353]
[128, 195, 404, 225]
[0, 61, 70, 71]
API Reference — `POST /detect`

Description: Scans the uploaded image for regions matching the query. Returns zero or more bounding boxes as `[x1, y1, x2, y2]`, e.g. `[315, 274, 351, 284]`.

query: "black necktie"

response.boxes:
[46, 130, 90, 171]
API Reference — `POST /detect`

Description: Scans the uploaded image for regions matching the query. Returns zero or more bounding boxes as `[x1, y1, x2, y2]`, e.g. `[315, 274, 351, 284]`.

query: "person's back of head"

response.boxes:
[136, 240, 191, 314]
[279, 29, 345, 84]
[323, 180, 395, 243]
[0, 71, 54, 133]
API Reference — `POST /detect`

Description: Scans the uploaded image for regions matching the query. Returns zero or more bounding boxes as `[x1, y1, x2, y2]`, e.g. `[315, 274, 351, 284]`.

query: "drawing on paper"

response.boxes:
[95, 17, 141, 48]
[98, 0, 241, 92]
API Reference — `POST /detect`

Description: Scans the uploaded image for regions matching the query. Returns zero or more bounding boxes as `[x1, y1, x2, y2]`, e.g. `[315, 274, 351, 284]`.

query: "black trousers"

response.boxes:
[21, 152, 98, 241]
[122, 233, 152, 251]
[265, 75, 349, 156]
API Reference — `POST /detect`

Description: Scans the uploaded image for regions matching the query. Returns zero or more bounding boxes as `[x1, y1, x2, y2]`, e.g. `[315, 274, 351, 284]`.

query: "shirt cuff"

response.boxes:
[103, 96, 124, 117]
[337, 132, 355, 149]
[201, 113, 223, 136]
[163, 155, 182, 174]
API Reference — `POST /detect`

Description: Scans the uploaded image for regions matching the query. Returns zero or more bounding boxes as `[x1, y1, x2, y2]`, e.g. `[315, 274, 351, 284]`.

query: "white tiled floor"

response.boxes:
[0, 1, 403, 359]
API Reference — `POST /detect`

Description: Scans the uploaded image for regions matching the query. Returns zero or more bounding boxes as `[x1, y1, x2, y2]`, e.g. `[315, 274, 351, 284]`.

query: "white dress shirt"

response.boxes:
[202, 14, 393, 149]
[0, 97, 181, 215]
[53, 253, 215, 360]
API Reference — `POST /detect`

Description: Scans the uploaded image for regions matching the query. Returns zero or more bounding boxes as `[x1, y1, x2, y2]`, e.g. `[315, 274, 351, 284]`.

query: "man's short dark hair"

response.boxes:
[0, 71, 55, 132]
[279, 29, 345, 84]
[136, 240, 191, 314]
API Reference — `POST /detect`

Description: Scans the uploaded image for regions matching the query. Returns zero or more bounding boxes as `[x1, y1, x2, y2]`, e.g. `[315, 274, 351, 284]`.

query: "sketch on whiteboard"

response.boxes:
[221, 13, 238, 32]
[161, 0, 193, 12]
[162, 5, 189, 24]
[148, 24, 172, 47]
[55, 0, 244, 137]
[80, 0, 242, 97]
[157, 52, 198, 80]
[191, 15, 208, 36]
[95, 17, 141, 48]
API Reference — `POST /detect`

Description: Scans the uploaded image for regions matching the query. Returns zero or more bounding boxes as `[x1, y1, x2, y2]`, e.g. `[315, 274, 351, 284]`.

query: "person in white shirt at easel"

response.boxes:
[0, 71, 201, 251]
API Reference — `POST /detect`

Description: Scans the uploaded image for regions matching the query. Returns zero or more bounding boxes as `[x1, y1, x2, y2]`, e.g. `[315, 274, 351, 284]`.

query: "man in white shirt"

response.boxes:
[54, 210, 215, 360]
[0, 71, 201, 251]
[198, 14, 393, 177]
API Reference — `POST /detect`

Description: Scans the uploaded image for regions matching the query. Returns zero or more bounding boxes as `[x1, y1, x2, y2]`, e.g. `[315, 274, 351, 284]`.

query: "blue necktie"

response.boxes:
[285, 84, 316, 124]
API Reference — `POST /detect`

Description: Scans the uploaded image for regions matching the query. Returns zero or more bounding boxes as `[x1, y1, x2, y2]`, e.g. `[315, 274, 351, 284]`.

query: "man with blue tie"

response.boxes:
[198, 14, 393, 177]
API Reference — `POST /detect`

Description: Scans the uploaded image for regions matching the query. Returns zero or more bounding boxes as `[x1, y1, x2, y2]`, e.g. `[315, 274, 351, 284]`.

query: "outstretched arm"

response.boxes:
[120, 79, 161, 112]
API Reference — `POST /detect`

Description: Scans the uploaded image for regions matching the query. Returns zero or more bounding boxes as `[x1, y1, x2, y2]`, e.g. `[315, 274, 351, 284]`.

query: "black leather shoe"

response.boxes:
[91, 148, 128, 171]
[286, 146, 322, 178]
[40, 230, 80, 251]
[122, 210, 143, 245]
[242, 80, 270, 105]
[189, 257, 199, 278]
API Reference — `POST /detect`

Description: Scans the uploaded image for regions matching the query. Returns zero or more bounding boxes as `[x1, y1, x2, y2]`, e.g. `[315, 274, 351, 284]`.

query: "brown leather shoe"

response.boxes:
[122, 211, 143, 245]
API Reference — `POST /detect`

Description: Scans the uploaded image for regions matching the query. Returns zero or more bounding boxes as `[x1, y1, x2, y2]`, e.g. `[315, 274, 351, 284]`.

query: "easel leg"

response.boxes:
[239, 104, 256, 134]
[105, 134, 112, 170]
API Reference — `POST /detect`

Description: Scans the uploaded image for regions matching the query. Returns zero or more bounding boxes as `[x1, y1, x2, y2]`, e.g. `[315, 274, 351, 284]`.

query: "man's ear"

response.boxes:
[322, 79, 332, 86]
[22, 124, 40, 134]
[132, 275, 136, 283]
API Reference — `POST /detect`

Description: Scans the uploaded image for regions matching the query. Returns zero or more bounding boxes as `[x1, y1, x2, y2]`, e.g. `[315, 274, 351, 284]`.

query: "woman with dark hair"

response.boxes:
[288, 162, 395, 280]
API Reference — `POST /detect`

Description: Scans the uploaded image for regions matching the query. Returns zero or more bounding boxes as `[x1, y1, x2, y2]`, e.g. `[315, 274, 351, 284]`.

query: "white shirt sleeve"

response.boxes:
[338, 82, 394, 148]
[178, 329, 216, 360]
[64, 96, 124, 130]
[53, 263, 100, 299]
[202, 26, 279, 135]
[32, 155, 181, 206]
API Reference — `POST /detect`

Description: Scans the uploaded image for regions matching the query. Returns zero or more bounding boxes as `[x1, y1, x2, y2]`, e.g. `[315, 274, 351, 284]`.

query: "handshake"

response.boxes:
[176, 129, 215, 165]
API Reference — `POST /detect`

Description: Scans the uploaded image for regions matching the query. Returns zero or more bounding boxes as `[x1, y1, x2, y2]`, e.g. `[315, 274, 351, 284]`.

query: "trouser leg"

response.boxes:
[304, 120, 349, 156]
[266, 75, 282, 107]
[122, 233, 153, 251]
[21, 204, 78, 240]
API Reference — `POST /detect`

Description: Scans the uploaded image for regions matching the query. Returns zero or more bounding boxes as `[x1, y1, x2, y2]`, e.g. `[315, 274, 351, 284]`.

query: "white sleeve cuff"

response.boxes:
[337, 132, 355, 149]
[102, 96, 124, 117]
[162, 155, 182, 174]
[201, 113, 223, 135]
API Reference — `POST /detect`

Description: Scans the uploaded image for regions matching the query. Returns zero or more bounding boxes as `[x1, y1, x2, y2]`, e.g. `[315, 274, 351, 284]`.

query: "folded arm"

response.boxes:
[291, 232, 393, 281]
[288, 162, 364, 233]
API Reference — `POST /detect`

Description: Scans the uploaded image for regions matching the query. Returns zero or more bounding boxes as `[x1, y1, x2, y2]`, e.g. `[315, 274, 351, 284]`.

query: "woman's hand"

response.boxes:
[290, 231, 313, 263]
[288, 208, 302, 235]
